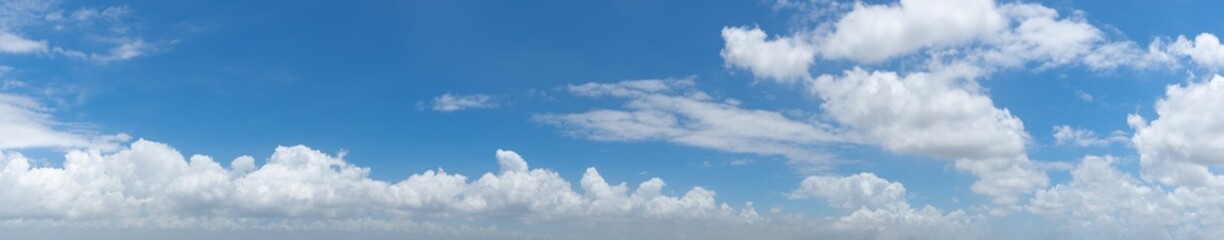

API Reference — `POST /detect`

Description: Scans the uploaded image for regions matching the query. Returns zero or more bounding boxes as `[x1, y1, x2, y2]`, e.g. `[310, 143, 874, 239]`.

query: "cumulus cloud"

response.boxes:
[2, 91, 981, 240]
[721, 27, 816, 81]
[1052, 125, 1128, 147]
[0, 140, 761, 232]
[429, 93, 498, 112]
[791, 173, 978, 239]
[1029, 155, 1224, 239]
[0, 129, 995, 239]
[725, 0, 1172, 82]
[535, 77, 856, 172]
[811, 66, 1046, 205]
[719, 0, 1183, 207]
[1163, 33, 1224, 69]
[5, 91, 980, 238]
[1130, 74, 1224, 187]
[791, 173, 906, 211]
[820, 0, 1005, 63]
[1031, 74, 1224, 238]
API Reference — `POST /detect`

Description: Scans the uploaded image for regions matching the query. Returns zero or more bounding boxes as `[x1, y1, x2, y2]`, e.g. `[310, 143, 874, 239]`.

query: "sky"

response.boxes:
[3, 0, 1224, 239]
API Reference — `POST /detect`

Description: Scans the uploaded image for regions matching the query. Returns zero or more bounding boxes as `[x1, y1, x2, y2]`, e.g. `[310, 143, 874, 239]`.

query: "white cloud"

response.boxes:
[721, 27, 816, 81]
[1074, 90, 1093, 102]
[0, 90, 992, 239]
[1131, 74, 1224, 187]
[0, 79, 23, 90]
[0, 32, 46, 53]
[724, 0, 1170, 79]
[811, 66, 1046, 205]
[94, 38, 146, 62]
[981, 4, 1101, 67]
[0, 93, 124, 150]
[728, 158, 755, 166]
[1164, 33, 1224, 69]
[1029, 155, 1224, 239]
[0, 139, 763, 233]
[791, 173, 905, 211]
[536, 78, 856, 172]
[1052, 125, 1127, 147]
[0, 0, 154, 62]
[1030, 75, 1224, 239]
[972, 3, 1179, 71]
[495, 149, 528, 174]
[430, 93, 497, 112]
[791, 173, 978, 239]
[719, 0, 1178, 207]
[0, 134, 1011, 239]
[1, 92, 764, 232]
[820, 0, 1005, 63]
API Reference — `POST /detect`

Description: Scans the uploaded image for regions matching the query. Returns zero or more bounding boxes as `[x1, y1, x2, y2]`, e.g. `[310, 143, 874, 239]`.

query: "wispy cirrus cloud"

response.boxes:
[535, 77, 859, 173]
[426, 93, 498, 112]
[1051, 125, 1128, 148]
[0, 93, 127, 151]
[0, 0, 157, 62]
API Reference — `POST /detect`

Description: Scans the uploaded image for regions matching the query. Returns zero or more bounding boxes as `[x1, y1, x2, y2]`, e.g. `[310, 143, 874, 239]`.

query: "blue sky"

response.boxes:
[4, 0, 1224, 239]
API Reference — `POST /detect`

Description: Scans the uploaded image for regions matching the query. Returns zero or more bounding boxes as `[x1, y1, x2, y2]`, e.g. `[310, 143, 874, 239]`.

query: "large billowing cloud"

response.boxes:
[0, 91, 762, 237]
[0, 116, 978, 239]
[0, 140, 756, 221]
[811, 65, 1045, 206]
[719, 0, 1183, 208]
[0, 139, 765, 237]
[13, 0, 1224, 238]
[1130, 75, 1224, 187]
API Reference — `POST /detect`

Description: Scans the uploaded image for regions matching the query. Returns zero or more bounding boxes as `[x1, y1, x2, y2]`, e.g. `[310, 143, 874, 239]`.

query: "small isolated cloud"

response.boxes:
[728, 158, 755, 166]
[1051, 125, 1127, 147]
[0, 32, 47, 54]
[428, 93, 498, 112]
[1074, 90, 1093, 102]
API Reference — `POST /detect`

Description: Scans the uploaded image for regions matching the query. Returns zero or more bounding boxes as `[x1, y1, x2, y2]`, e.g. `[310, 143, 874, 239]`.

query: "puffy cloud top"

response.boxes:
[0, 140, 759, 226]
[1132, 75, 1224, 186]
